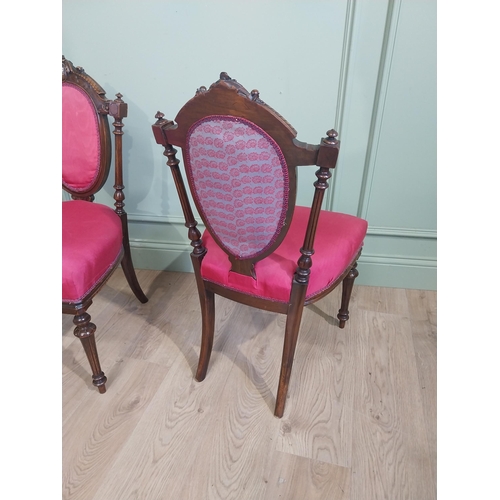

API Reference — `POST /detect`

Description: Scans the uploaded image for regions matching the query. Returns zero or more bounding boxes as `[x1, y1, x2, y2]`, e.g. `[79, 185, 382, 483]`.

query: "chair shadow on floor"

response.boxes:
[63, 269, 349, 407]
[143, 269, 279, 412]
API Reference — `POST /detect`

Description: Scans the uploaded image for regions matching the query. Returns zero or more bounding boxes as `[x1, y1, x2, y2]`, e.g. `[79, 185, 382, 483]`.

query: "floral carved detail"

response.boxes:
[250, 89, 264, 104]
[62, 55, 80, 81]
[62, 55, 106, 96]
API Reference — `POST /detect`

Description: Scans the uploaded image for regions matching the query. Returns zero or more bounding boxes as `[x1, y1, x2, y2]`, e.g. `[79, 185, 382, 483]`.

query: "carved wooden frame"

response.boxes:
[152, 72, 360, 417]
[62, 56, 147, 393]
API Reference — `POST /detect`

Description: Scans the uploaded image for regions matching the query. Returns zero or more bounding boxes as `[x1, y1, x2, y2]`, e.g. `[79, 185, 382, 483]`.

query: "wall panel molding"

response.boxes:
[126, 216, 437, 290]
[327, 0, 356, 213]
[63, 0, 436, 290]
[357, 0, 402, 219]
[328, 0, 393, 216]
[356, 252, 436, 290]
[368, 226, 436, 239]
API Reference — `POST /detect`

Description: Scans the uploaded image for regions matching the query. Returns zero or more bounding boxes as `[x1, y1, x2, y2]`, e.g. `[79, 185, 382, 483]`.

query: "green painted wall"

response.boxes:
[63, 0, 436, 290]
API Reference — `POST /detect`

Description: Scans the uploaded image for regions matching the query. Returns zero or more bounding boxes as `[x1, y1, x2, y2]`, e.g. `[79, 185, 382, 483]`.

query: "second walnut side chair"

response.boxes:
[62, 56, 148, 393]
[152, 73, 368, 417]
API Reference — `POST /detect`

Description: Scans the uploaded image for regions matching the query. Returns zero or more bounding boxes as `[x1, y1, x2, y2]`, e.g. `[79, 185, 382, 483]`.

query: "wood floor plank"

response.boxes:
[63, 271, 436, 500]
[90, 346, 235, 499]
[62, 270, 157, 422]
[192, 306, 283, 500]
[62, 358, 170, 500]
[275, 301, 354, 467]
[264, 451, 351, 500]
[89, 296, 254, 499]
[350, 310, 435, 500]
[201, 306, 282, 498]
[62, 269, 162, 434]
[405, 289, 437, 323]
[406, 289, 437, 491]
[122, 271, 199, 367]
[355, 285, 409, 316]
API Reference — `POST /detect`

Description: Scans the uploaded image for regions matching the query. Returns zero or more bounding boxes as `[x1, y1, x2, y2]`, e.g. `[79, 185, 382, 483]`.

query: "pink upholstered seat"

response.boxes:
[62, 200, 123, 303]
[201, 206, 367, 303]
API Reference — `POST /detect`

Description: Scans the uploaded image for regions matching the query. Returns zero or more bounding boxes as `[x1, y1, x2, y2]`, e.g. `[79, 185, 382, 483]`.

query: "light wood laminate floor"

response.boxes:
[62, 269, 436, 500]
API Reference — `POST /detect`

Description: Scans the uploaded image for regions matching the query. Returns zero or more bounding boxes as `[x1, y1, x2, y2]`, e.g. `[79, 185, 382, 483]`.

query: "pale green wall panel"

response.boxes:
[63, 0, 436, 290]
[361, 0, 437, 230]
[356, 0, 436, 289]
[328, 0, 392, 216]
[63, 0, 349, 215]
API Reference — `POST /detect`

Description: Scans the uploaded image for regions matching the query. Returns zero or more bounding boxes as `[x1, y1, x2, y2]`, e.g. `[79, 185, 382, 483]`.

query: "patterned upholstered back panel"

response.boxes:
[62, 83, 101, 192]
[185, 115, 289, 259]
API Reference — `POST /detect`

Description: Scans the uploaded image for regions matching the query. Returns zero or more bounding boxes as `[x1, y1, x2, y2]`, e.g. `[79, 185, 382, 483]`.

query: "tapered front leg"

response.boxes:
[121, 250, 148, 304]
[120, 225, 148, 304]
[337, 262, 359, 328]
[73, 308, 107, 393]
[275, 282, 308, 418]
[195, 287, 215, 382]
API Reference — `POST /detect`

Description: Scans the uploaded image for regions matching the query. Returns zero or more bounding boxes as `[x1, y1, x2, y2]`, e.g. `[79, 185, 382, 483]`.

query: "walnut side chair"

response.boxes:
[152, 73, 368, 417]
[62, 56, 148, 393]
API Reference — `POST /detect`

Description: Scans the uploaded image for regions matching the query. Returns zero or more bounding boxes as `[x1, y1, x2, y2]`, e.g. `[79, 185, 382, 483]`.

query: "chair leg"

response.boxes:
[121, 243, 148, 304]
[275, 284, 307, 418]
[73, 309, 107, 393]
[195, 287, 215, 382]
[337, 262, 359, 329]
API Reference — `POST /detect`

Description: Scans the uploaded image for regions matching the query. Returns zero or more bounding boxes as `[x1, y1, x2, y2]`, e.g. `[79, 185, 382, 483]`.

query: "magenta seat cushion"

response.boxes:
[62, 83, 101, 192]
[201, 206, 368, 303]
[62, 200, 123, 303]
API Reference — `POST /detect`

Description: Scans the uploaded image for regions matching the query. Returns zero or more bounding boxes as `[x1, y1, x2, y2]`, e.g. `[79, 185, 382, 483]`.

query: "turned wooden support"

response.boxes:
[294, 163, 333, 285]
[337, 262, 359, 328]
[164, 142, 205, 258]
[316, 129, 340, 169]
[277, 131, 338, 418]
[154, 112, 206, 259]
[110, 93, 128, 218]
[73, 308, 107, 393]
[194, 288, 215, 382]
[153, 112, 214, 382]
[275, 281, 308, 418]
[294, 129, 339, 283]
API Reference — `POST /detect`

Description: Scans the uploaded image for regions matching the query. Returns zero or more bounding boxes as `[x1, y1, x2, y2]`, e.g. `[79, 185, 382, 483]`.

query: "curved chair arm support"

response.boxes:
[316, 129, 340, 169]
[152, 112, 206, 259]
[111, 93, 128, 217]
[294, 129, 339, 285]
[291, 129, 340, 169]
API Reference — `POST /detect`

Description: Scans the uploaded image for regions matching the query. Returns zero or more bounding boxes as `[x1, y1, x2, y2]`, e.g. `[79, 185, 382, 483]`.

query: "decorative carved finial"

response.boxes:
[108, 93, 127, 119]
[98, 103, 109, 115]
[62, 55, 73, 79]
[207, 72, 265, 105]
[327, 129, 338, 140]
[153, 111, 174, 129]
[323, 129, 339, 146]
[327, 129, 337, 137]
